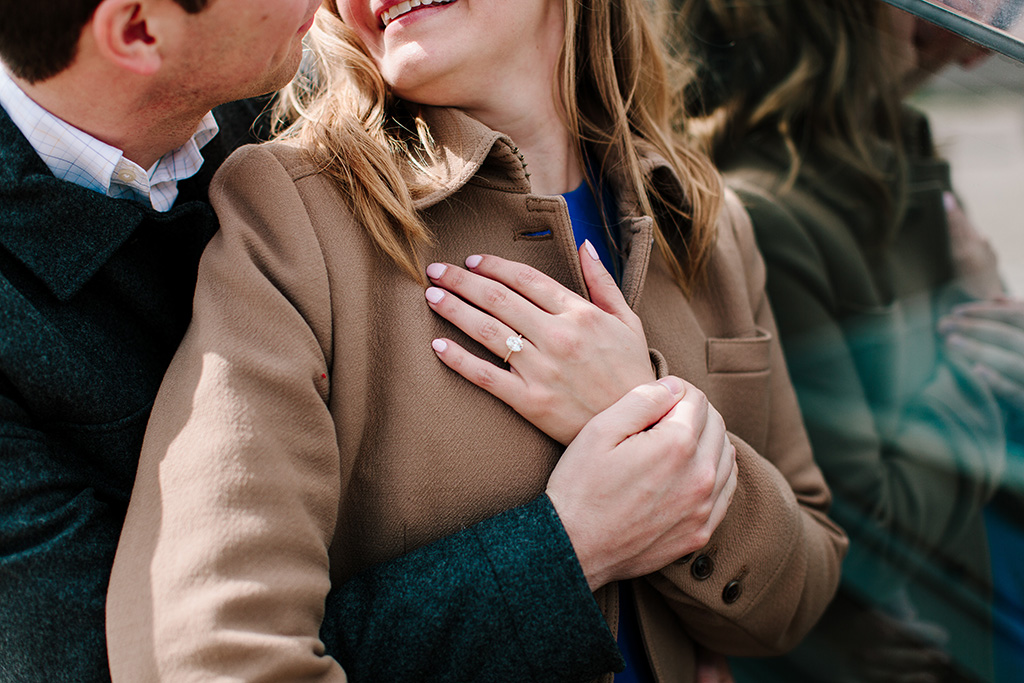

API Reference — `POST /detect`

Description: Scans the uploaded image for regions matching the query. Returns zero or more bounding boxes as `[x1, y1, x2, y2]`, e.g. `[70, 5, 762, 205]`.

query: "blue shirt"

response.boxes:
[561, 179, 619, 278]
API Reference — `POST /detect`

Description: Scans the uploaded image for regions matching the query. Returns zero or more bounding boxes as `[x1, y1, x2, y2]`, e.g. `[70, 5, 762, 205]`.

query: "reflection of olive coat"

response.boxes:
[725, 115, 1004, 681]
[107, 107, 846, 683]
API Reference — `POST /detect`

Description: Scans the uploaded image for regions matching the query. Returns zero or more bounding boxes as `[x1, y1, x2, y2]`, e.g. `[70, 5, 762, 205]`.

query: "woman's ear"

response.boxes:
[89, 0, 163, 75]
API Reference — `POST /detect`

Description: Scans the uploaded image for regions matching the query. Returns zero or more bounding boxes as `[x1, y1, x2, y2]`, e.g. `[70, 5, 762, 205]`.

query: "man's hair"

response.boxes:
[0, 0, 210, 83]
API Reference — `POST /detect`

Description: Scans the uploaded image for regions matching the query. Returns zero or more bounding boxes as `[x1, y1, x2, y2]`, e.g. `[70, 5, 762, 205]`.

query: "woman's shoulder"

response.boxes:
[210, 140, 356, 221]
[213, 139, 321, 188]
[702, 188, 769, 311]
[725, 174, 812, 248]
[207, 139, 361, 252]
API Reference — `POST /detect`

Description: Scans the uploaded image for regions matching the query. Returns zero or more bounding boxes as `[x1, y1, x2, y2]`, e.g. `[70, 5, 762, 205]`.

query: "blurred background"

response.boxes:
[913, 50, 1024, 292]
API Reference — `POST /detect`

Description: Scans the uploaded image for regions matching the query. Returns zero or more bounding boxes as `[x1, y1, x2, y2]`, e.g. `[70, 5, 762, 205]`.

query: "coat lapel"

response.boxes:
[0, 107, 214, 302]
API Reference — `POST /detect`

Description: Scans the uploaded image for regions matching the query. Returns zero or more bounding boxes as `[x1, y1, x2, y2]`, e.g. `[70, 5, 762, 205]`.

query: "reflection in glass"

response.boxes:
[668, 0, 1024, 680]
[880, 0, 1024, 61]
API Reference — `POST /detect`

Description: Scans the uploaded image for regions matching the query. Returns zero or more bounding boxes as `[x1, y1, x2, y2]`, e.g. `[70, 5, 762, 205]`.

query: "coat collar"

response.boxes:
[409, 106, 684, 218]
[406, 107, 689, 308]
[409, 107, 533, 211]
[0, 106, 215, 301]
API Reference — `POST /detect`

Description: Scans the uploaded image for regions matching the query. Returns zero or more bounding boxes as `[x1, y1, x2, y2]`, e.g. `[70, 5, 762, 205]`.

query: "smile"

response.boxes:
[380, 0, 456, 28]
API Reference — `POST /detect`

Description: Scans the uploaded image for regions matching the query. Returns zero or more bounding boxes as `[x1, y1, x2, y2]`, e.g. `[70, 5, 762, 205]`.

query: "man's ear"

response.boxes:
[90, 0, 164, 75]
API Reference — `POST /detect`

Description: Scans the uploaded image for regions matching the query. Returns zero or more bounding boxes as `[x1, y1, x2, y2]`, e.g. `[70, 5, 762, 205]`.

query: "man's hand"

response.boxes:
[545, 377, 738, 591]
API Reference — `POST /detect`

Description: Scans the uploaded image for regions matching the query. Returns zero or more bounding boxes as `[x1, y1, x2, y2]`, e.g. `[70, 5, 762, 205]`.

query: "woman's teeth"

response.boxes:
[381, 0, 455, 27]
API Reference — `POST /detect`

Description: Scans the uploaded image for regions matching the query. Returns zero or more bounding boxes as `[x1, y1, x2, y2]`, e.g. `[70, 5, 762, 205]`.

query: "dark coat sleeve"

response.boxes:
[0, 380, 118, 683]
[321, 495, 623, 683]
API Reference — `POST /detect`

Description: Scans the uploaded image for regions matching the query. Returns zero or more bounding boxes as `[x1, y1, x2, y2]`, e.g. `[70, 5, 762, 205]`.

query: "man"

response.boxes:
[0, 2, 799, 681]
[0, 1, 319, 679]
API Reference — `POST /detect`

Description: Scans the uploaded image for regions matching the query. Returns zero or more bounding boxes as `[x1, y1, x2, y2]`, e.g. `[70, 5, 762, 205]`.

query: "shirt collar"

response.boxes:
[0, 67, 218, 212]
[0, 104, 219, 302]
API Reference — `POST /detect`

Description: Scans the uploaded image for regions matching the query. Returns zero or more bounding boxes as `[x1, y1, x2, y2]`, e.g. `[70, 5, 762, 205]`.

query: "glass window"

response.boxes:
[670, 1, 1024, 680]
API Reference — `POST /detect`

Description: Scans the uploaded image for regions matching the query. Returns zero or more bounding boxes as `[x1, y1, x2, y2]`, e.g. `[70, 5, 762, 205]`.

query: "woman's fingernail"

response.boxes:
[465, 255, 483, 269]
[425, 287, 446, 304]
[426, 263, 447, 279]
[657, 376, 684, 395]
[583, 239, 600, 261]
[432, 339, 448, 354]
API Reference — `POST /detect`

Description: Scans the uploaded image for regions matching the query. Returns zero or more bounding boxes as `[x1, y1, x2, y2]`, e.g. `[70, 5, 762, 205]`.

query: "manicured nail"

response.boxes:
[465, 255, 483, 269]
[657, 376, 684, 395]
[432, 339, 448, 354]
[583, 239, 600, 261]
[425, 287, 446, 304]
[426, 263, 447, 279]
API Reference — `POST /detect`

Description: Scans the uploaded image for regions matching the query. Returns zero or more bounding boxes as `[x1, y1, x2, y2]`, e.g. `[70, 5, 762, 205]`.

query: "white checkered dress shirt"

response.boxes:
[0, 69, 218, 212]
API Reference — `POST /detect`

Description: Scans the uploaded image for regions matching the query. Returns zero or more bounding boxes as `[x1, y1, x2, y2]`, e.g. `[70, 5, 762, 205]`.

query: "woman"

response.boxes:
[106, 0, 846, 680]
[673, 0, 1015, 679]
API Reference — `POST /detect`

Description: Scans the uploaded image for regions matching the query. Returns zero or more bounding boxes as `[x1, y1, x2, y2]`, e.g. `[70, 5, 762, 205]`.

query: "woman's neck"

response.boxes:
[509, 122, 584, 196]
[462, 83, 584, 196]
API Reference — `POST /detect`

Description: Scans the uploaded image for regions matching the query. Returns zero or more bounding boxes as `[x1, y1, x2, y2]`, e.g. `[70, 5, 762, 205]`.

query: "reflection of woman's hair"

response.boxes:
[274, 0, 722, 291]
[669, 0, 906, 227]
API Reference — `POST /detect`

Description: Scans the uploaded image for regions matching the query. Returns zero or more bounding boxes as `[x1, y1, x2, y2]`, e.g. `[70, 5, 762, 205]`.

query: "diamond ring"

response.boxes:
[502, 333, 524, 363]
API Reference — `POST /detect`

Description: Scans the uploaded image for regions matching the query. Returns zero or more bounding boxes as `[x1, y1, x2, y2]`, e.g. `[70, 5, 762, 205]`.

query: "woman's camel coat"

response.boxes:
[108, 108, 846, 682]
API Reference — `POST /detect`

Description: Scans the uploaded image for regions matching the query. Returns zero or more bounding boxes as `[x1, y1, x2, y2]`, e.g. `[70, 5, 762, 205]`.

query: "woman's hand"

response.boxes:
[424, 241, 655, 445]
[940, 297, 1024, 417]
[546, 377, 738, 591]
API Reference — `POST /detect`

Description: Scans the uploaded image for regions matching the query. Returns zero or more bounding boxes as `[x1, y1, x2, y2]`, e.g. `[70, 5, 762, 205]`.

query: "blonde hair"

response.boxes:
[275, 0, 722, 290]
[668, 0, 907, 232]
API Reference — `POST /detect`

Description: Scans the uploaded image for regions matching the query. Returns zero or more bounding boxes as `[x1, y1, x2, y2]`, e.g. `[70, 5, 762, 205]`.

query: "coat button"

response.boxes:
[680, 553, 694, 564]
[722, 580, 742, 604]
[691, 554, 714, 580]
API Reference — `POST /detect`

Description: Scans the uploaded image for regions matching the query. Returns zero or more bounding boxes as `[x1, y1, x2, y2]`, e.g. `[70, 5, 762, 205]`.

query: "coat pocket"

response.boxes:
[705, 326, 773, 454]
